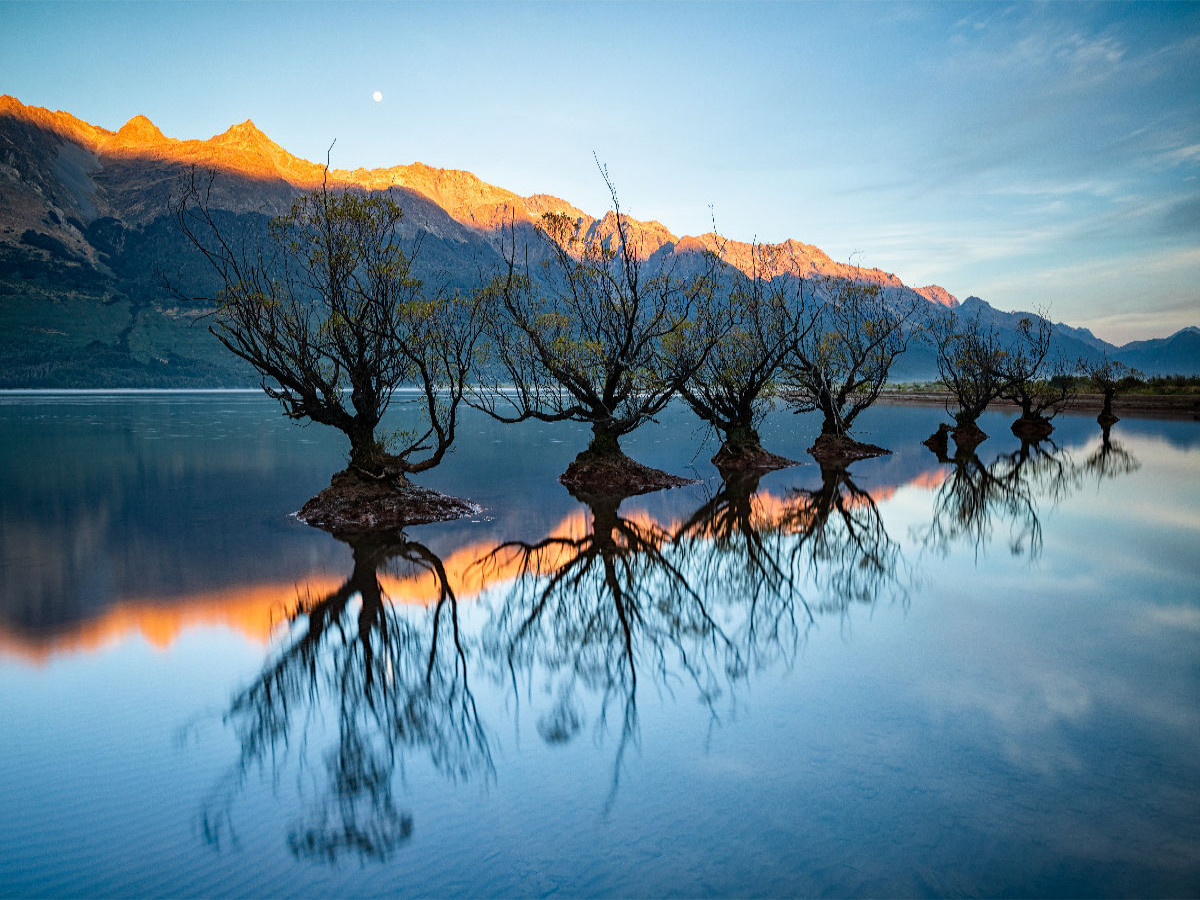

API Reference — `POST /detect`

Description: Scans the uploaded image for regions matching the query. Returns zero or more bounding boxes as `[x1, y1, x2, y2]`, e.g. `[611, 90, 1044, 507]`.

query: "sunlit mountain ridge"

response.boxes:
[0, 95, 957, 299]
[2, 94, 1197, 386]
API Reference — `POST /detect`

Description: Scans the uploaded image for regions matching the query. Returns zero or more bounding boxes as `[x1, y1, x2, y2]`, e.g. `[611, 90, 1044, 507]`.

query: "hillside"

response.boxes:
[1, 95, 1195, 387]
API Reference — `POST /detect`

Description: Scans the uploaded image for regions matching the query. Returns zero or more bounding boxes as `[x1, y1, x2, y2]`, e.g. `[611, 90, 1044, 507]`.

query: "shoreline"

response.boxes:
[877, 390, 1200, 419]
[1, 386, 1196, 420]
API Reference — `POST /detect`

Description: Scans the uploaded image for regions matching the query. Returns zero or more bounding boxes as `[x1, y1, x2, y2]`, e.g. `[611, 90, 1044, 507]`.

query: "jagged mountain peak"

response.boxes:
[916, 284, 959, 308]
[0, 95, 106, 148]
[1, 92, 953, 298]
[522, 194, 590, 221]
[115, 114, 166, 145]
[0, 94, 950, 290]
[3, 92, 1198, 385]
[213, 119, 274, 149]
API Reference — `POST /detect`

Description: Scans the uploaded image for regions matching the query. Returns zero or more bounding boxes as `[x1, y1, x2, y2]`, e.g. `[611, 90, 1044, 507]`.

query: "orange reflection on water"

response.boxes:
[0, 574, 343, 666]
[0, 470, 945, 665]
[0, 510, 596, 666]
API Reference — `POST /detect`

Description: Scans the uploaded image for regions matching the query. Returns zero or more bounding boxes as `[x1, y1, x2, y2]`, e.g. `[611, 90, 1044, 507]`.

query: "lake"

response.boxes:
[1, 391, 1197, 898]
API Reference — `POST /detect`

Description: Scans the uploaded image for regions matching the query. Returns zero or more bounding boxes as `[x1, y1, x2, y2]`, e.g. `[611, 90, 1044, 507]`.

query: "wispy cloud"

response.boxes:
[1160, 143, 1200, 166]
[985, 179, 1126, 199]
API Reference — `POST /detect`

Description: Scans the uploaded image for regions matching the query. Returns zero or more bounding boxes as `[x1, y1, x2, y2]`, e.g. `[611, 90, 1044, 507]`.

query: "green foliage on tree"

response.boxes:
[929, 306, 1012, 442]
[677, 242, 814, 469]
[782, 275, 917, 458]
[473, 168, 721, 479]
[1083, 356, 1143, 424]
[173, 171, 484, 477]
[993, 312, 1075, 436]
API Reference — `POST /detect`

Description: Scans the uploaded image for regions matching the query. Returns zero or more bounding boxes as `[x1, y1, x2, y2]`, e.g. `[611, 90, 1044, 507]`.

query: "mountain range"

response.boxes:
[1, 94, 1195, 387]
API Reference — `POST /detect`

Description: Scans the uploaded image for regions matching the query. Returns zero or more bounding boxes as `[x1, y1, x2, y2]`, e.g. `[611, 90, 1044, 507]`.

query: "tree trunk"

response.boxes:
[818, 392, 841, 437]
[1098, 389, 1119, 426]
[723, 422, 763, 455]
[1011, 414, 1053, 441]
[711, 422, 794, 471]
[923, 423, 952, 461]
[586, 422, 623, 459]
[347, 418, 381, 474]
[951, 419, 988, 450]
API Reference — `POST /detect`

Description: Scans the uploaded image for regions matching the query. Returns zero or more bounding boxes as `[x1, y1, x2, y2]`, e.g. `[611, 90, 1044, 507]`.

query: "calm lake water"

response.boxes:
[1, 392, 1198, 898]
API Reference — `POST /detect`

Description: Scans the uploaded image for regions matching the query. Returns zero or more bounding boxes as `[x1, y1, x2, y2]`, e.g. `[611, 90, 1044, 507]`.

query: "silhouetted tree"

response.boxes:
[473, 166, 721, 494]
[678, 242, 812, 470]
[929, 307, 1010, 449]
[994, 312, 1074, 438]
[173, 170, 485, 481]
[781, 276, 918, 461]
[1084, 357, 1142, 426]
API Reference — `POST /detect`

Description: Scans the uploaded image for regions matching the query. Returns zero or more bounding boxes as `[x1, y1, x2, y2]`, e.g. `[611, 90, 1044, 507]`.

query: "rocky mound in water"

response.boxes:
[711, 443, 798, 472]
[297, 468, 479, 535]
[808, 434, 891, 463]
[559, 453, 695, 496]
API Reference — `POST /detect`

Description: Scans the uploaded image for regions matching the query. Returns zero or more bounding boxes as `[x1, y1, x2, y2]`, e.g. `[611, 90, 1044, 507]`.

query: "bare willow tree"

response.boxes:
[473, 167, 721, 494]
[928, 306, 1011, 449]
[994, 311, 1074, 439]
[172, 170, 485, 496]
[1083, 356, 1142, 426]
[781, 275, 918, 462]
[678, 242, 813, 470]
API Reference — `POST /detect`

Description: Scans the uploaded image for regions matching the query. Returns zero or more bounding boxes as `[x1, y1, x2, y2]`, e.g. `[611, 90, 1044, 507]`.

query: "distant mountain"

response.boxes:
[0, 94, 1194, 386]
[1116, 327, 1200, 375]
[915, 284, 959, 308]
[954, 296, 1114, 365]
[928, 297, 1200, 378]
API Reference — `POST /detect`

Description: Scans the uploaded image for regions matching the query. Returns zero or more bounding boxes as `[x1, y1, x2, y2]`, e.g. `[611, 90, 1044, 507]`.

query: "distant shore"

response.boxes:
[878, 390, 1200, 419]
[1, 386, 1197, 419]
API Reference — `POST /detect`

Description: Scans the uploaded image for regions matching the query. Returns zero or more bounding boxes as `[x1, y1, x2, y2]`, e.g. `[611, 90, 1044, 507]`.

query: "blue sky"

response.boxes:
[2, 1, 1198, 343]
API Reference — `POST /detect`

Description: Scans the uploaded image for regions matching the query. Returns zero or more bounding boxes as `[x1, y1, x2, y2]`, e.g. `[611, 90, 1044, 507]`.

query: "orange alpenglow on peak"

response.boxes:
[0, 93, 954, 293]
[916, 285, 960, 308]
[114, 114, 168, 147]
[213, 119, 272, 147]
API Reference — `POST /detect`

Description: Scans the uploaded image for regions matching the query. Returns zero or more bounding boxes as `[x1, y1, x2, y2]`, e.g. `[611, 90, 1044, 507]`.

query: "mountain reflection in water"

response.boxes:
[3, 397, 1197, 898]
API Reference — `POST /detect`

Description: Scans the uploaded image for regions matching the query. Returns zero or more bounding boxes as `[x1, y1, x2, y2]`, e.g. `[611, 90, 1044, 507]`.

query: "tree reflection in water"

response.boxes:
[476, 490, 743, 801]
[775, 462, 907, 611]
[477, 471, 909, 804]
[1084, 423, 1140, 483]
[202, 532, 490, 863]
[922, 438, 1086, 560]
[204, 463, 921, 852]
[673, 471, 814, 671]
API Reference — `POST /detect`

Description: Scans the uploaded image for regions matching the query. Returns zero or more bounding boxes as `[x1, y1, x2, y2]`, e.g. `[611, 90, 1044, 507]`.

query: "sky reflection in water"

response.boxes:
[0, 393, 1197, 898]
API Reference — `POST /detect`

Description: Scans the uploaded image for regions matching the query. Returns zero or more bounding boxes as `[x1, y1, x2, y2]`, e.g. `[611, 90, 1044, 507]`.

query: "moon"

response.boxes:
[372, 90, 383, 102]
